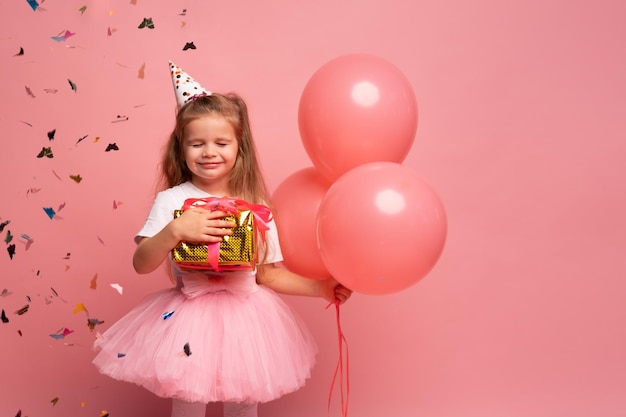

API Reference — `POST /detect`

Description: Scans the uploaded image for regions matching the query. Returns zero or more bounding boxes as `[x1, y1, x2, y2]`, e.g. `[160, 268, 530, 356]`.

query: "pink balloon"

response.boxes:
[272, 167, 332, 280]
[298, 54, 418, 182]
[317, 162, 447, 295]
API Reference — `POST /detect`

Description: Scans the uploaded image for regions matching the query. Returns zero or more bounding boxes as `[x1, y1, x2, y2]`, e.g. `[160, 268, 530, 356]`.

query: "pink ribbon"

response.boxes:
[181, 197, 272, 271]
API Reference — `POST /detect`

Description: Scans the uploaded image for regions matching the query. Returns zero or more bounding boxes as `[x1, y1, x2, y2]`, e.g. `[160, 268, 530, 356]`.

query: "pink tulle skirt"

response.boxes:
[92, 271, 318, 404]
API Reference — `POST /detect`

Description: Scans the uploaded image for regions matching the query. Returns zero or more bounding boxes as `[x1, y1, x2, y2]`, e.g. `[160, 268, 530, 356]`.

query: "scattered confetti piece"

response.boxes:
[68, 79, 77, 92]
[69, 174, 83, 183]
[26, 188, 41, 196]
[117, 353, 126, 358]
[5, 229, 13, 244]
[21, 234, 34, 251]
[73, 303, 88, 314]
[15, 409, 21, 417]
[0, 220, 9, 232]
[26, 0, 38, 11]
[51, 30, 75, 42]
[87, 317, 104, 330]
[138, 62, 145, 79]
[20, 120, 33, 126]
[62, 252, 71, 260]
[183, 42, 196, 51]
[79, 5, 87, 14]
[76, 134, 88, 145]
[15, 47, 24, 56]
[162, 311, 174, 320]
[15, 305, 29, 315]
[112, 115, 128, 123]
[97, 236, 105, 245]
[110, 283, 123, 294]
[113, 200, 123, 209]
[180, 9, 187, 16]
[47, 129, 56, 140]
[43, 207, 56, 219]
[184, 342, 192, 356]
[138, 17, 155, 29]
[25, 86, 35, 98]
[44, 88, 58, 94]
[7, 244, 16, 259]
[1, 288, 11, 296]
[51, 397, 59, 406]
[90, 274, 98, 289]
[105, 143, 119, 152]
[49, 328, 74, 339]
[101, 410, 110, 417]
[1, 310, 8, 323]
[52, 170, 62, 180]
[37, 147, 53, 158]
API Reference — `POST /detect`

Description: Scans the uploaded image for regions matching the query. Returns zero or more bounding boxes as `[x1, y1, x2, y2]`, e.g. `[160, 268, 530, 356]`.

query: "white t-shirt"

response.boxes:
[136, 182, 283, 278]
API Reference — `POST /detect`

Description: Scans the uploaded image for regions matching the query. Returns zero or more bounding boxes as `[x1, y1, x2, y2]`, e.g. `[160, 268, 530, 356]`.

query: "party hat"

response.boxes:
[169, 60, 212, 106]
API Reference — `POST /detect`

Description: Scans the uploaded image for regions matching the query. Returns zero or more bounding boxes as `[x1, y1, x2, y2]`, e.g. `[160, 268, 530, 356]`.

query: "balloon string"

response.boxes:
[327, 300, 350, 417]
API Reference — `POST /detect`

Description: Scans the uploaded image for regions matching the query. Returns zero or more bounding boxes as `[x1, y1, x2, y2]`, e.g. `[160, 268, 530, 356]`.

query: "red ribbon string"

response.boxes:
[328, 300, 349, 417]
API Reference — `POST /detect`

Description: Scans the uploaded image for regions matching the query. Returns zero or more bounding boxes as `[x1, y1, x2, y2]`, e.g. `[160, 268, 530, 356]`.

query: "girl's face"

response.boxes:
[182, 114, 238, 194]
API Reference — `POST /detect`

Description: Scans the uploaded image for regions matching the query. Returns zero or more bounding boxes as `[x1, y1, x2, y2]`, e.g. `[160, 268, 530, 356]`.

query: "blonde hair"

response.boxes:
[159, 93, 270, 205]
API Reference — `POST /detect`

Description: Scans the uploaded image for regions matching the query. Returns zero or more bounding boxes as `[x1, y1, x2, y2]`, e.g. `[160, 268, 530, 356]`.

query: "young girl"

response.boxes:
[92, 62, 352, 417]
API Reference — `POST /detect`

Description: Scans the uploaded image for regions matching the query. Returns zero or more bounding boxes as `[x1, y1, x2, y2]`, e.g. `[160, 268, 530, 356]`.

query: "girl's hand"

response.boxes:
[173, 208, 235, 243]
[321, 277, 353, 305]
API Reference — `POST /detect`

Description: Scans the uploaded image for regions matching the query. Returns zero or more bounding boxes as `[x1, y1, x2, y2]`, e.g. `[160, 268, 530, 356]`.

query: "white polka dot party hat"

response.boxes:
[169, 60, 212, 106]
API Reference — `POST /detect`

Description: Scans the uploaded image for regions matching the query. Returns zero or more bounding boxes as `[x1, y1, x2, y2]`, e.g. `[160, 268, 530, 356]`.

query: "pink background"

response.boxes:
[1, 1, 625, 416]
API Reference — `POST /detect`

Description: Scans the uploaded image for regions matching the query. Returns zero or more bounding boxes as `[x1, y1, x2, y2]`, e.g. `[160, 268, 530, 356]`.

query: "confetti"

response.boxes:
[62, 252, 71, 260]
[44, 88, 58, 94]
[7, 244, 16, 259]
[112, 115, 128, 123]
[1, 289, 11, 296]
[21, 234, 34, 251]
[15, 305, 29, 315]
[184, 342, 192, 356]
[26, 188, 41, 196]
[5, 229, 13, 244]
[90, 274, 98, 289]
[183, 42, 196, 51]
[101, 411, 110, 417]
[105, 143, 119, 152]
[25, 86, 35, 98]
[138, 17, 155, 29]
[51, 30, 75, 42]
[0, 220, 9, 232]
[79, 5, 87, 14]
[110, 283, 123, 294]
[37, 147, 53, 158]
[15, 47, 24, 56]
[76, 134, 88, 145]
[73, 303, 88, 314]
[1, 310, 8, 323]
[49, 328, 74, 339]
[26, 0, 38, 11]
[69, 174, 83, 183]
[113, 200, 123, 209]
[47, 129, 56, 140]
[51, 397, 59, 406]
[52, 170, 62, 180]
[180, 9, 187, 16]
[117, 353, 126, 358]
[138, 62, 145, 79]
[87, 317, 104, 330]
[97, 236, 105, 245]
[43, 207, 56, 219]
[15, 409, 21, 417]
[162, 311, 174, 320]
[68, 79, 77, 92]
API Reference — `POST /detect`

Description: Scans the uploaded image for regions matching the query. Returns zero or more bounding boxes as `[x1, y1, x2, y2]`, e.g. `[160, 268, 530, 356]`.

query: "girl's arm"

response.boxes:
[256, 263, 352, 304]
[133, 208, 235, 274]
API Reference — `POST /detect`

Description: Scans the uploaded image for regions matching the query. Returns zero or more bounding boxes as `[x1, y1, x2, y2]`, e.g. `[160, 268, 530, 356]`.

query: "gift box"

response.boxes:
[171, 198, 271, 271]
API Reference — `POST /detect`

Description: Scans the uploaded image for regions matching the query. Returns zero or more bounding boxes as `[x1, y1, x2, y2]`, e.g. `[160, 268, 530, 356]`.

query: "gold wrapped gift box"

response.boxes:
[171, 209, 257, 271]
